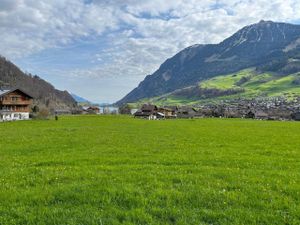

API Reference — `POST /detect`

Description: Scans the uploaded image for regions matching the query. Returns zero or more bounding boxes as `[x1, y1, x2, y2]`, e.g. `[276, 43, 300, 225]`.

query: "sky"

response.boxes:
[1, 0, 300, 103]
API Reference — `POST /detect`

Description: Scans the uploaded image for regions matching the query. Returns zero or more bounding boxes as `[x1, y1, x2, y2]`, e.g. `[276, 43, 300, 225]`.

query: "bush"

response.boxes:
[36, 108, 50, 120]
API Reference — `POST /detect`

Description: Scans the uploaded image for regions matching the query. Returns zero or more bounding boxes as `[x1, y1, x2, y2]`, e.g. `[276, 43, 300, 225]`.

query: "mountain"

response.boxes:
[71, 93, 104, 107]
[0, 56, 78, 111]
[117, 21, 300, 105]
[71, 93, 91, 103]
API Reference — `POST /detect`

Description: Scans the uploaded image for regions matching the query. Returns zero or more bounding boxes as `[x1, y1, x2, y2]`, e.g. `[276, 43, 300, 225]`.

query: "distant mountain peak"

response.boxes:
[71, 93, 92, 103]
[221, 21, 300, 51]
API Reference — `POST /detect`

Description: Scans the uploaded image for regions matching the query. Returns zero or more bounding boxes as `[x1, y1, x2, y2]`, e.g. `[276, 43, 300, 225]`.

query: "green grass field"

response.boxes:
[0, 116, 300, 225]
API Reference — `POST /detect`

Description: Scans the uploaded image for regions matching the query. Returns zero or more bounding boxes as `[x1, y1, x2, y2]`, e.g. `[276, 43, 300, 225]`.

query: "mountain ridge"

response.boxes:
[117, 20, 300, 105]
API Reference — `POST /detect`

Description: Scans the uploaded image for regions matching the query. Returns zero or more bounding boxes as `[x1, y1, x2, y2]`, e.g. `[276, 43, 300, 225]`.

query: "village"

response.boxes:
[132, 96, 300, 121]
[1, 87, 300, 122]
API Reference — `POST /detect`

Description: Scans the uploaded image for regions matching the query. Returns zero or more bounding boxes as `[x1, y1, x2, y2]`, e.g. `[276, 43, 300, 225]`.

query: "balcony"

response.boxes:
[0, 109, 30, 113]
[0, 100, 32, 105]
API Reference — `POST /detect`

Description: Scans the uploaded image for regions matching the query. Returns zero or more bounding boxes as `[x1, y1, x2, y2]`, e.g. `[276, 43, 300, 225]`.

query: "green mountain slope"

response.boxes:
[133, 69, 300, 106]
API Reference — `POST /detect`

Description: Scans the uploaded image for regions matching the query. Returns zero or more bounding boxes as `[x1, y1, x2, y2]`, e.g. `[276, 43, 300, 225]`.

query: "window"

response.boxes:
[11, 97, 20, 102]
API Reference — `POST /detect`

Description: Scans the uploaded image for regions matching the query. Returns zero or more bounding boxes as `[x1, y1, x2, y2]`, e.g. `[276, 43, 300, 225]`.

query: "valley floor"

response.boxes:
[0, 115, 299, 224]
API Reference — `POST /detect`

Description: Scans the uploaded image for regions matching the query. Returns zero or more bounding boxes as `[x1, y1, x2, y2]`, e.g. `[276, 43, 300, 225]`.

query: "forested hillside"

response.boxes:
[0, 56, 78, 112]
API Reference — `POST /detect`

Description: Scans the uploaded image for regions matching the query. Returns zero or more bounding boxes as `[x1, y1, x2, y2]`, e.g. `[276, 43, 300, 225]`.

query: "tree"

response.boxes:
[37, 108, 50, 119]
[32, 105, 39, 113]
[119, 104, 131, 114]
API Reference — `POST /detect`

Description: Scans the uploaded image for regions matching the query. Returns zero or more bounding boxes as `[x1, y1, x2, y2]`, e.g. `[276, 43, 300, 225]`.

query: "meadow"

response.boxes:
[0, 115, 299, 225]
[139, 69, 300, 106]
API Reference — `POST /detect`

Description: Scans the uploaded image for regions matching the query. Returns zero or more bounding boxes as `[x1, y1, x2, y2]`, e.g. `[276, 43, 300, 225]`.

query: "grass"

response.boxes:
[200, 69, 254, 90]
[0, 115, 300, 224]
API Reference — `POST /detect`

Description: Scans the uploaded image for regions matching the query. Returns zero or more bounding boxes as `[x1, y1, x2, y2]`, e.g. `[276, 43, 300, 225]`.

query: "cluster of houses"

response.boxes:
[134, 98, 300, 121]
[133, 104, 198, 119]
[196, 97, 300, 121]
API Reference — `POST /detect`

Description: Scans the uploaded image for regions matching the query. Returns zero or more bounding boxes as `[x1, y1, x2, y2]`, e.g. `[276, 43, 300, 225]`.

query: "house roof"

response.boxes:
[0, 88, 33, 98]
[141, 104, 157, 111]
[157, 112, 165, 116]
[158, 107, 174, 112]
[134, 110, 152, 116]
[134, 112, 150, 116]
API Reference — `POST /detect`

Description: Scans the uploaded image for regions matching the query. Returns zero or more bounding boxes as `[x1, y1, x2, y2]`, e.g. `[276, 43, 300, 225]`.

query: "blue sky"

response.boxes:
[1, 0, 300, 103]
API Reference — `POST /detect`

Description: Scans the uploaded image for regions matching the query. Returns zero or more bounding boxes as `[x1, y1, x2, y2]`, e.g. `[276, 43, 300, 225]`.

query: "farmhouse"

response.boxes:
[0, 88, 33, 121]
[134, 104, 158, 119]
[157, 107, 177, 118]
[82, 106, 101, 114]
[86, 106, 100, 114]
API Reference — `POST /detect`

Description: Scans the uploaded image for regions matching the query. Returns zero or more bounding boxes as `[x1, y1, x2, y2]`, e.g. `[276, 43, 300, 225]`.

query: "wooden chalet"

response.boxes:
[157, 107, 177, 118]
[134, 104, 158, 119]
[0, 88, 33, 121]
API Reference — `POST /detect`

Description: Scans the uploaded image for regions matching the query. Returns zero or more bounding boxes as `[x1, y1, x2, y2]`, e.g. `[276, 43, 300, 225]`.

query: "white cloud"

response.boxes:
[1, 0, 300, 102]
[0, 0, 119, 58]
